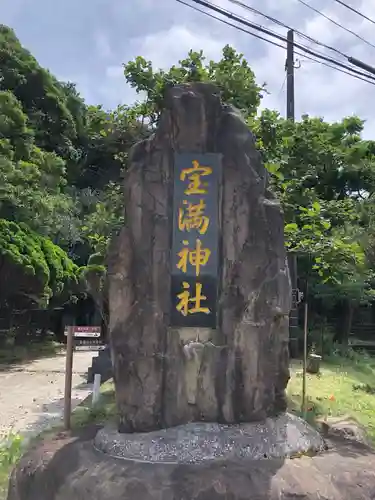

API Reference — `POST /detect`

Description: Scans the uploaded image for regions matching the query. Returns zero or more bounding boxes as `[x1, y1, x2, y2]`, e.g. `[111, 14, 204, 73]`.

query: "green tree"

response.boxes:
[0, 25, 78, 159]
[124, 45, 264, 124]
[263, 114, 375, 344]
[0, 219, 78, 310]
[0, 90, 78, 243]
[2, 28, 375, 353]
[73, 104, 147, 190]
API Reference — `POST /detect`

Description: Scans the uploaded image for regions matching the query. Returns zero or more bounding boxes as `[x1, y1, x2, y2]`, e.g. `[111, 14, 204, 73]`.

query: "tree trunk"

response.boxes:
[333, 299, 354, 349]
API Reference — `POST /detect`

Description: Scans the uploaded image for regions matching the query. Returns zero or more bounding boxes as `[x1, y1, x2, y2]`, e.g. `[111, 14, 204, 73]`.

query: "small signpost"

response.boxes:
[64, 324, 74, 430]
[63, 325, 102, 430]
[170, 153, 221, 328]
[64, 325, 103, 350]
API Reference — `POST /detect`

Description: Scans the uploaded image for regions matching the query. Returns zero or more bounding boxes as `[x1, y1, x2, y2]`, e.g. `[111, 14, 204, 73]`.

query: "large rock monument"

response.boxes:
[9, 83, 375, 500]
[108, 82, 291, 432]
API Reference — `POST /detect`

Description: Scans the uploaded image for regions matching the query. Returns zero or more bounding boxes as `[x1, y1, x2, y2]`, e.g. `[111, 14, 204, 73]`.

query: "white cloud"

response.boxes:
[128, 25, 226, 69]
[106, 66, 123, 79]
[95, 32, 113, 59]
[2, 0, 375, 136]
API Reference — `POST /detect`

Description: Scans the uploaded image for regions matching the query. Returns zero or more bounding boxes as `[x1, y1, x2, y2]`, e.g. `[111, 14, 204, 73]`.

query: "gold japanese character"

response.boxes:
[176, 282, 210, 316]
[177, 239, 211, 277]
[178, 199, 209, 235]
[180, 160, 213, 195]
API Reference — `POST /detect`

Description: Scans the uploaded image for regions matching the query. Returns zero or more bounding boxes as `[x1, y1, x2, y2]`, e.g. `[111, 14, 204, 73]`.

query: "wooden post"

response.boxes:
[302, 299, 308, 419]
[64, 324, 74, 430]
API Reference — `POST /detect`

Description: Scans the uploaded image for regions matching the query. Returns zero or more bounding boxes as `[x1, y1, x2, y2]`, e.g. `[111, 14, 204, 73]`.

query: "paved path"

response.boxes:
[0, 351, 96, 441]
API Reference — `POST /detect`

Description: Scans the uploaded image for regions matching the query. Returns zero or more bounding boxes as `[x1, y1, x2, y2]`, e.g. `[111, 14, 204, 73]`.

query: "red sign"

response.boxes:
[64, 326, 101, 338]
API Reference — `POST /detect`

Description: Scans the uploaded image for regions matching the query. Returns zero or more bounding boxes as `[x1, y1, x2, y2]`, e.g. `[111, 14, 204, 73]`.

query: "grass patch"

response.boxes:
[287, 352, 375, 442]
[0, 339, 63, 366]
[69, 381, 116, 428]
[0, 434, 23, 500]
[0, 380, 116, 500]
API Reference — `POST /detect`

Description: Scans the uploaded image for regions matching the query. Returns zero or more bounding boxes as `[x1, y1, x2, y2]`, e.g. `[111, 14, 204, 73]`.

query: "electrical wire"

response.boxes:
[176, 0, 375, 83]
[331, 0, 375, 26]
[296, 0, 375, 50]
[228, 0, 346, 59]
[228, 0, 375, 77]
[175, 0, 375, 87]
[277, 74, 287, 97]
[176, 0, 287, 50]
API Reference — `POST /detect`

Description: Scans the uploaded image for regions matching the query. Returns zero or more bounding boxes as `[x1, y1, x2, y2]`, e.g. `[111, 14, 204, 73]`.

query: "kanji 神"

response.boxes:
[176, 239, 211, 277]
[176, 282, 210, 316]
[180, 160, 213, 195]
[178, 199, 209, 235]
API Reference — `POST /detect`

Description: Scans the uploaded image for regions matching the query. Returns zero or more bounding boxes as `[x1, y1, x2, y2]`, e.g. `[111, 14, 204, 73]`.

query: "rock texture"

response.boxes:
[94, 413, 325, 462]
[319, 416, 372, 447]
[108, 83, 291, 432]
[8, 426, 375, 500]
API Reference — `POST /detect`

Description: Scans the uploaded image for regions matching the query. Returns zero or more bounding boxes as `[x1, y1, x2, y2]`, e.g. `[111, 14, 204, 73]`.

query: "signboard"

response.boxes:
[75, 343, 105, 351]
[170, 153, 221, 328]
[64, 326, 104, 350]
[64, 326, 101, 338]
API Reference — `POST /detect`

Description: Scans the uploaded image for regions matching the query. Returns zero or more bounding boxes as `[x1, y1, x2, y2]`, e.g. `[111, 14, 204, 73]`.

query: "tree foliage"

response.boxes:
[2, 25, 375, 348]
[124, 45, 264, 124]
[0, 219, 77, 308]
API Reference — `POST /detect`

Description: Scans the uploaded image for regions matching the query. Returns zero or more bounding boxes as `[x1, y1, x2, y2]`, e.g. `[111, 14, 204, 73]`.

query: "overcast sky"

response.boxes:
[2, 0, 375, 137]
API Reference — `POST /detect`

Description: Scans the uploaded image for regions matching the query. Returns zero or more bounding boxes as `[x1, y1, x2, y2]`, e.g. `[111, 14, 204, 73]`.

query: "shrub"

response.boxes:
[0, 219, 78, 308]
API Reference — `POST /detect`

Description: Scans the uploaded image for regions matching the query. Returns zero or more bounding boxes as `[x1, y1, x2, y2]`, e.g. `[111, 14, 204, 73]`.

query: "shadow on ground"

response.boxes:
[0, 345, 65, 373]
[18, 379, 94, 443]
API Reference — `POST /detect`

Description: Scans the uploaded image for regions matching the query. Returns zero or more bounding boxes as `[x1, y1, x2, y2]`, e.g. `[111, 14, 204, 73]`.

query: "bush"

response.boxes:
[0, 219, 78, 308]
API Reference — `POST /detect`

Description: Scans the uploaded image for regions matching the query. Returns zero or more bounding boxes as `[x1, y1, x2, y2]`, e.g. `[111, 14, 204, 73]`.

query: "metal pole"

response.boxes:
[286, 29, 299, 356]
[302, 296, 308, 419]
[64, 324, 74, 430]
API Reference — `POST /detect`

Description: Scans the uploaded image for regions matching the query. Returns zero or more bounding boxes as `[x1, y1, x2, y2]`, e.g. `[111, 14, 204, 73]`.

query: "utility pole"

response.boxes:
[286, 30, 295, 121]
[286, 29, 299, 357]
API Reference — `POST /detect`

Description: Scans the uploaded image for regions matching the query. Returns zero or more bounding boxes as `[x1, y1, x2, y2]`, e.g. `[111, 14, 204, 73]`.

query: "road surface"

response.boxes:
[0, 351, 95, 440]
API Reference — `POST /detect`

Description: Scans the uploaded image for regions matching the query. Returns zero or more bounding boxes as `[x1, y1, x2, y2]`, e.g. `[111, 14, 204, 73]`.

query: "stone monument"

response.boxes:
[108, 82, 291, 432]
[9, 83, 375, 500]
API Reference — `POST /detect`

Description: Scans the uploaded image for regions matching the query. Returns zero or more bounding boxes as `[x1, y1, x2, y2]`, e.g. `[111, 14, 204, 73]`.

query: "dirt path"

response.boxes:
[0, 351, 96, 440]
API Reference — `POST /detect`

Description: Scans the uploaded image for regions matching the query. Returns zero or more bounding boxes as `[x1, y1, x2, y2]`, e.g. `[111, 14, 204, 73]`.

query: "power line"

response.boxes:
[297, 0, 375, 50]
[331, 0, 375, 26]
[297, 53, 375, 84]
[176, 0, 286, 50]
[176, 0, 375, 83]
[217, 2, 343, 67]
[176, 0, 375, 86]
[227, 0, 375, 79]
[228, 0, 346, 59]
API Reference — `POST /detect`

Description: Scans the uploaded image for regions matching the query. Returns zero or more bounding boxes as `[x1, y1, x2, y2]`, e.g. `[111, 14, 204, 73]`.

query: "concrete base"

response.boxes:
[87, 345, 112, 384]
[94, 413, 325, 463]
[8, 416, 375, 500]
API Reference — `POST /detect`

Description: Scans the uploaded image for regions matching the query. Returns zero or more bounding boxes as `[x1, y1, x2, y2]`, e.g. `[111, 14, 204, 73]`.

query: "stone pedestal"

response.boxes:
[8, 421, 375, 500]
[94, 413, 325, 463]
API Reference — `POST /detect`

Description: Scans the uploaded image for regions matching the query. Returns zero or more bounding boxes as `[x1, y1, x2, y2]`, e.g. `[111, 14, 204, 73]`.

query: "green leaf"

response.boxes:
[284, 223, 298, 233]
[312, 201, 321, 212]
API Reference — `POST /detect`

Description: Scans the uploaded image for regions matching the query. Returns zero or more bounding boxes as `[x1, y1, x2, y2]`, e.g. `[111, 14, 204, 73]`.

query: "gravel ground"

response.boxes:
[0, 351, 96, 440]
